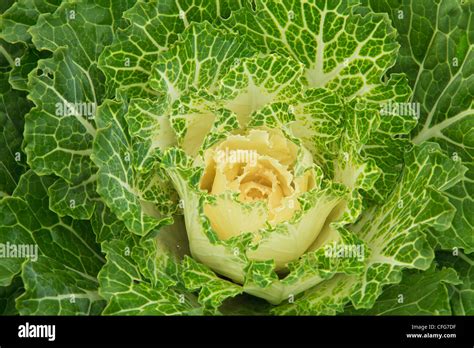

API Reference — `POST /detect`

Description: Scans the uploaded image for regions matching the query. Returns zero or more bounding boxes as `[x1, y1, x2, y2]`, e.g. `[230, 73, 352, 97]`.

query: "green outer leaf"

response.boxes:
[24, 48, 99, 218]
[437, 251, 474, 315]
[182, 256, 242, 313]
[0, 171, 105, 314]
[24, 47, 97, 182]
[47, 176, 99, 220]
[0, 0, 61, 43]
[0, 3, 55, 168]
[0, 195, 36, 286]
[149, 22, 253, 101]
[224, 0, 399, 98]
[359, 73, 415, 200]
[125, 97, 177, 154]
[0, 71, 28, 197]
[23, 0, 136, 219]
[366, 0, 474, 253]
[98, 0, 245, 98]
[272, 273, 356, 315]
[0, 0, 15, 14]
[132, 219, 190, 290]
[92, 100, 175, 235]
[99, 239, 201, 315]
[16, 256, 105, 315]
[346, 266, 461, 315]
[91, 202, 129, 244]
[0, 275, 23, 315]
[8, 48, 49, 92]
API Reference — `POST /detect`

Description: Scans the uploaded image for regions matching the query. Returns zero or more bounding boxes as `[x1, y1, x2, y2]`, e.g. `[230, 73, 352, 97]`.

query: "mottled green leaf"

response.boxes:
[99, 239, 201, 315]
[346, 266, 461, 315]
[0, 275, 23, 315]
[367, 0, 474, 252]
[24, 0, 136, 219]
[224, 0, 399, 98]
[99, 0, 246, 98]
[273, 143, 464, 314]
[0, 171, 105, 314]
[437, 250, 474, 315]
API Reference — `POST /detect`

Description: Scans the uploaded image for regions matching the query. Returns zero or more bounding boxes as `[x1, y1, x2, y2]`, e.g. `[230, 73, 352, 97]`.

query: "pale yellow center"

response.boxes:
[199, 129, 314, 240]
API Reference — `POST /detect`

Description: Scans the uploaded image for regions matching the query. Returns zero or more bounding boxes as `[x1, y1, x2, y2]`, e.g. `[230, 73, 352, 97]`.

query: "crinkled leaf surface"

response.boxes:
[24, 0, 136, 219]
[99, 0, 247, 98]
[437, 251, 474, 315]
[273, 143, 464, 314]
[346, 266, 461, 315]
[0, 171, 105, 314]
[224, 0, 399, 98]
[366, 0, 474, 253]
[0, 0, 471, 317]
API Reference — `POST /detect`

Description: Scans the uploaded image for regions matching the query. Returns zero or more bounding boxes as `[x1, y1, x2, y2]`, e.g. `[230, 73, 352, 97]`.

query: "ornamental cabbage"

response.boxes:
[0, 0, 472, 315]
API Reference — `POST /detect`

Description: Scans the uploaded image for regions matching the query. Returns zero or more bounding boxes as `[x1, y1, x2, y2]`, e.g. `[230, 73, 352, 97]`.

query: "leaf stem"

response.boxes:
[0, 44, 15, 67]
[458, 251, 473, 266]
